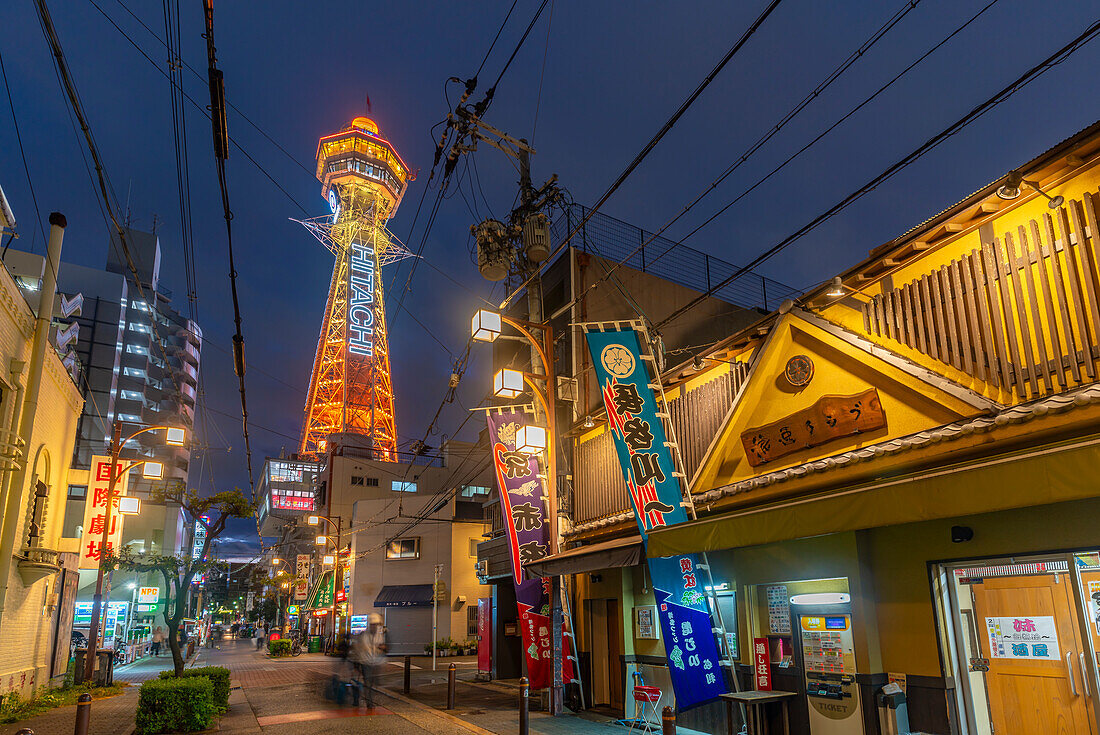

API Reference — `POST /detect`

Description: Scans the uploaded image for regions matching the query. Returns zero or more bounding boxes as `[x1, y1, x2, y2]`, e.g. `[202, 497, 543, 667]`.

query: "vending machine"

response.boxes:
[792, 595, 863, 735]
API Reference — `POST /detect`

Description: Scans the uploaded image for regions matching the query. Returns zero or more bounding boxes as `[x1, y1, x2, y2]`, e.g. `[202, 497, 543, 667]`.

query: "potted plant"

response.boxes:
[424, 643, 433, 656]
[450, 640, 463, 656]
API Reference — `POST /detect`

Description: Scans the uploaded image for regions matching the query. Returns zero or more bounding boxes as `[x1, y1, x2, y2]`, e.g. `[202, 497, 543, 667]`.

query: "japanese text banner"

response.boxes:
[487, 411, 554, 689]
[79, 455, 130, 569]
[585, 329, 689, 537]
[586, 329, 727, 708]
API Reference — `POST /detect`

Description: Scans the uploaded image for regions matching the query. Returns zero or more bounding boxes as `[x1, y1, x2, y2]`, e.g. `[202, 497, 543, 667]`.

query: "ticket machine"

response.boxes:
[792, 594, 863, 735]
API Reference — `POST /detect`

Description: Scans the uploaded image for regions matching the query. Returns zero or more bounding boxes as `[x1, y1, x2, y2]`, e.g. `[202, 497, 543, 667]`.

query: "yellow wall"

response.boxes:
[823, 161, 1100, 406]
[694, 313, 976, 492]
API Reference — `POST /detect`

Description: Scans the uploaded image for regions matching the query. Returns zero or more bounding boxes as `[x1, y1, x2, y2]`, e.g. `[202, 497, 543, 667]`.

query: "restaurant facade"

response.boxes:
[554, 121, 1100, 735]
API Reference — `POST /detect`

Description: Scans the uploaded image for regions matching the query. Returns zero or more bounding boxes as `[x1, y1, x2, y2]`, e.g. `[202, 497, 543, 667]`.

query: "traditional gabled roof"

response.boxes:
[567, 381, 1100, 538]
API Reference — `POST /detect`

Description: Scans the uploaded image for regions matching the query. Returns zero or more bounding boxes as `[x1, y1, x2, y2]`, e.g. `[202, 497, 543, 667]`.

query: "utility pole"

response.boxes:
[433, 563, 444, 671]
[450, 103, 566, 715]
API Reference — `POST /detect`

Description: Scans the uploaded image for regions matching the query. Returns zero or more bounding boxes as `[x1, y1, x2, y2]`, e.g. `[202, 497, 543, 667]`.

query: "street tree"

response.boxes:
[106, 485, 255, 675]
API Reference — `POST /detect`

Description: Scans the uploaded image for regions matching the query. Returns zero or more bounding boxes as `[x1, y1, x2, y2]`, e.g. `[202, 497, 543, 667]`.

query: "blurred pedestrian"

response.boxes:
[255, 625, 266, 650]
[151, 626, 165, 657]
[351, 613, 387, 708]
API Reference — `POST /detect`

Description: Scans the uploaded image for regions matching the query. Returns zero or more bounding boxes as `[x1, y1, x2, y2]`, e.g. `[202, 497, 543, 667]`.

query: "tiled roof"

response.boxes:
[566, 382, 1100, 537]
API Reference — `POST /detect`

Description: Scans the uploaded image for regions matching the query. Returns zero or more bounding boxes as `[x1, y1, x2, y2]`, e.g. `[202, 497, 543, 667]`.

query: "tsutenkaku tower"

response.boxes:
[296, 116, 414, 461]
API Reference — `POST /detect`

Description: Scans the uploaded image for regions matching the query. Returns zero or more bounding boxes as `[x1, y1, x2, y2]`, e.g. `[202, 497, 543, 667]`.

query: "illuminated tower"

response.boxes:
[296, 117, 414, 461]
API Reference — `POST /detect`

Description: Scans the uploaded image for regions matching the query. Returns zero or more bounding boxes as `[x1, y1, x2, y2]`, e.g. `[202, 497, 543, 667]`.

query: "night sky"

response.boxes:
[2, 1, 1098, 555]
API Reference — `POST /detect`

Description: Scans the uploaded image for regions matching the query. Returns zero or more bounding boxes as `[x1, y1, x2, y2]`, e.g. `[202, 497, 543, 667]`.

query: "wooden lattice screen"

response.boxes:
[861, 188, 1100, 400]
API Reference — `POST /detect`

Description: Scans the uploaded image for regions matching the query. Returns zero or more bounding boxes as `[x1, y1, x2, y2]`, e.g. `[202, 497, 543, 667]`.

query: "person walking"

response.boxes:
[255, 624, 266, 651]
[151, 626, 165, 657]
[351, 614, 387, 709]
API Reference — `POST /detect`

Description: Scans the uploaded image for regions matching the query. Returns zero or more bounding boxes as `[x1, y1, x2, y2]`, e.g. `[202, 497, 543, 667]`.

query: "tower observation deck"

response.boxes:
[296, 116, 415, 461]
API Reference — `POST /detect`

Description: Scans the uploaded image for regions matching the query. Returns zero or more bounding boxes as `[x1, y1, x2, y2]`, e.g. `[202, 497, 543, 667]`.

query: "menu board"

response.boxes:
[767, 585, 790, 634]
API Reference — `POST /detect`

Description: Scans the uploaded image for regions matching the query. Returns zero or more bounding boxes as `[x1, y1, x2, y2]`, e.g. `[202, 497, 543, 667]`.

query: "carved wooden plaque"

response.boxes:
[740, 388, 886, 467]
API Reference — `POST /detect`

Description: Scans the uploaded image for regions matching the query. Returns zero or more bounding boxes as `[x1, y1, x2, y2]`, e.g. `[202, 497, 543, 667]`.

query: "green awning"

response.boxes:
[306, 570, 335, 609]
[647, 436, 1100, 558]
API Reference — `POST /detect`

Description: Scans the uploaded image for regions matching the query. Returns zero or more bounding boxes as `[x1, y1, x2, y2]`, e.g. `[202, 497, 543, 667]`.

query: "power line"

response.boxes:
[498, 0, 786, 309]
[655, 16, 1100, 331]
[565, 0, 926, 314]
[201, 0, 256, 495]
[0, 46, 46, 255]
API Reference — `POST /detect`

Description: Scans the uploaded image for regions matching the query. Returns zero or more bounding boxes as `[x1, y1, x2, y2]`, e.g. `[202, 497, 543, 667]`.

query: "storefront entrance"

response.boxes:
[942, 553, 1100, 734]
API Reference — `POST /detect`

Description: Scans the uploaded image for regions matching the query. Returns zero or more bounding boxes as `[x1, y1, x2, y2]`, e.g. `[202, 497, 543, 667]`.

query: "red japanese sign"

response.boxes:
[78, 455, 130, 569]
[753, 637, 772, 691]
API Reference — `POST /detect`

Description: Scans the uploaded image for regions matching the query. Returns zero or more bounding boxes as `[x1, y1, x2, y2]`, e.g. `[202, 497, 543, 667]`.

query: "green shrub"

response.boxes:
[159, 666, 230, 712]
[268, 639, 291, 657]
[136, 677, 214, 734]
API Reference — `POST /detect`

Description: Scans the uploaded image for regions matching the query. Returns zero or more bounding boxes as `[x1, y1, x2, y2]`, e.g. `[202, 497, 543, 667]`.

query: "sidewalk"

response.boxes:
[384, 674, 649, 735]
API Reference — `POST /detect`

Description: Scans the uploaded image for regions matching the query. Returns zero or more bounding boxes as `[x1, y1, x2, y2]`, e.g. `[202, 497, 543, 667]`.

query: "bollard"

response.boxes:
[447, 662, 456, 710]
[74, 693, 92, 735]
[519, 677, 529, 735]
[403, 655, 411, 694]
[662, 706, 675, 735]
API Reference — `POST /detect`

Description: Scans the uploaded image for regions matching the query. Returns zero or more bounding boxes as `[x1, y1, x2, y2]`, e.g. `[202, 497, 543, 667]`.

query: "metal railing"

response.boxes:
[553, 203, 801, 311]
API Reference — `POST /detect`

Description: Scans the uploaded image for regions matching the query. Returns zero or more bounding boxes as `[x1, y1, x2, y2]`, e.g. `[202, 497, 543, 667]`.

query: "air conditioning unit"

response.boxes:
[475, 560, 488, 578]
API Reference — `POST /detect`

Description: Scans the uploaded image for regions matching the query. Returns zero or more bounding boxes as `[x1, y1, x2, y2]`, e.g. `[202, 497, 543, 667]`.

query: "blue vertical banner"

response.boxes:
[586, 328, 727, 709]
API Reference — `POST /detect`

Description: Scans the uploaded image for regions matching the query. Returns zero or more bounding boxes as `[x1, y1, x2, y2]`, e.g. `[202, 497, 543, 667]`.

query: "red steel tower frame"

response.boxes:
[296, 117, 414, 461]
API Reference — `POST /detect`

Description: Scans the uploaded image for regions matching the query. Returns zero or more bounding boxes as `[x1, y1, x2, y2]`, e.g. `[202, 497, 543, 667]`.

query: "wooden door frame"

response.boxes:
[936, 552, 1100, 735]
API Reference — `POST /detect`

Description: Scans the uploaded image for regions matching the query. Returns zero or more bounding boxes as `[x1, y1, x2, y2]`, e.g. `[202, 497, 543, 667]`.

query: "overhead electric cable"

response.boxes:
[566, 0, 928, 311]
[0, 47, 46, 254]
[655, 16, 1100, 331]
[201, 0, 256, 495]
[498, 0, 786, 309]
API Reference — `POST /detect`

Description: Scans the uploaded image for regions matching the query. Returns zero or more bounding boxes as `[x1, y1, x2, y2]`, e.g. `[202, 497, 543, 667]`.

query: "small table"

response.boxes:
[720, 690, 797, 735]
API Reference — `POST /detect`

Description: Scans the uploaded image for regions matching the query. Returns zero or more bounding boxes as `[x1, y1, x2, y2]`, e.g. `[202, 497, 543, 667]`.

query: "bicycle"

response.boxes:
[290, 632, 304, 657]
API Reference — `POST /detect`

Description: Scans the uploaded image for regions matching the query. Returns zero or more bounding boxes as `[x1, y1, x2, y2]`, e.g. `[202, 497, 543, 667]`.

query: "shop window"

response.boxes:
[747, 577, 849, 665]
[386, 537, 419, 560]
[467, 605, 478, 637]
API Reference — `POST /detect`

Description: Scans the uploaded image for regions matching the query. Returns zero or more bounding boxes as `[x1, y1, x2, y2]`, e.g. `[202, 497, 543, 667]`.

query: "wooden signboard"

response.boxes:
[741, 388, 886, 467]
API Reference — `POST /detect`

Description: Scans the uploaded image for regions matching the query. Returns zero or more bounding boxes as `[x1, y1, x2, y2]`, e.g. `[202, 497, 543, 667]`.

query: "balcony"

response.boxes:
[17, 546, 60, 585]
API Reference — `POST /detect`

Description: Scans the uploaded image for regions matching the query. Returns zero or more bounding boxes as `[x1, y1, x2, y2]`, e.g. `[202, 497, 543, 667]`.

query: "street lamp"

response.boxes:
[322, 555, 335, 566]
[315, 535, 328, 546]
[307, 516, 343, 646]
[471, 309, 563, 712]
[85, 423, 186, 682]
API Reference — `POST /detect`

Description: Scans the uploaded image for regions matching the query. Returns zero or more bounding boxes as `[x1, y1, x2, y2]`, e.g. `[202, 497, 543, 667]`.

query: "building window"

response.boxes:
[385, 537, 419, 560]
[351, 476, 364, 486]
[68, 484, 87, 499]
[365, 477, 379, 487]
[460, 485, 490, 499]
[468, 538, 479, 557]
[392, 481, 417, 493]
[467, 605, 478, 637]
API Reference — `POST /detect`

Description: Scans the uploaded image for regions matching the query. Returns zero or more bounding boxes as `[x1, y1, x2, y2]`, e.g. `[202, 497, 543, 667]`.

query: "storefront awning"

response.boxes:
[647, 435, 1100, 558]
[374, 584, 434, 607]
[524, 535, 644, 577]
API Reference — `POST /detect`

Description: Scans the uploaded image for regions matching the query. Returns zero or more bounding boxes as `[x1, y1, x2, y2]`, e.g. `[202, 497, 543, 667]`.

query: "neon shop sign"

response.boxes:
[348, 241, 376, 357]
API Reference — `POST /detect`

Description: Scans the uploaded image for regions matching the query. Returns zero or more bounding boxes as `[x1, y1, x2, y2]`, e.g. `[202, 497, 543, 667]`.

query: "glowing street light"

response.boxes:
[471, 310, 502, 342]
[118, 496, 141, 516]
[141, 461, 164, 480]
[165, 427, 187, 446]
[493, 368, 524, 399]
[315, 535, 328, 546]
[322, 555, 335, 566]
[515, 424, 547, 454]
[307, 515, 320, 526]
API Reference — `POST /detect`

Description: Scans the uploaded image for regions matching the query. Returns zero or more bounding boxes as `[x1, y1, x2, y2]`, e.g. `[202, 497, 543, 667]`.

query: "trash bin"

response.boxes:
[877, 684, 910, 735]
[308, 635, 323, 653]
[74, 648, 88, 685]
[95, 650, 114, 687]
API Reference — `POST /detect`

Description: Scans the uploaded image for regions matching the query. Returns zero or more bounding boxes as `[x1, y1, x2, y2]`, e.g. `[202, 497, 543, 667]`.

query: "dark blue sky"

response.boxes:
[3, 1, 1098, 554]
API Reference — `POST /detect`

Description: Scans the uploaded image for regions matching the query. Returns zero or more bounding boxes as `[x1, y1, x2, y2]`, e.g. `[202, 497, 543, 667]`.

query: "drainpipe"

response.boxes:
[0, 213, 66, 616]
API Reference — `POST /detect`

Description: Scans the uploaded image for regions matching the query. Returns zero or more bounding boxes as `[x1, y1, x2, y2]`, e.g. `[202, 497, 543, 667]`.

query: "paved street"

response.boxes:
[2, 640, 649, 735]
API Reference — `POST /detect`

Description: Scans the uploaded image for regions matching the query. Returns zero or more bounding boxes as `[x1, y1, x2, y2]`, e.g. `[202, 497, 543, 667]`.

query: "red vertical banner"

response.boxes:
[753, 638, 772, 691]
[477, 598, 492, 675]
